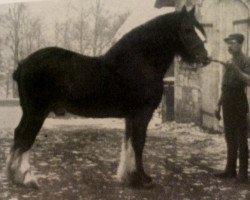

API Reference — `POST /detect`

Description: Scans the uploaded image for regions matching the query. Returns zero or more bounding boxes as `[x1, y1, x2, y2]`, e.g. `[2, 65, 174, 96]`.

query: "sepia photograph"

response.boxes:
[0, 0, 249, 199]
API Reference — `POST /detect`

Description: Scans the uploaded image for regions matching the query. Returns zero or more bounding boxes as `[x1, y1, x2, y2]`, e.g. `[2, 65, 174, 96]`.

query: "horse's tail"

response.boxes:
[13, 61, 23, 82]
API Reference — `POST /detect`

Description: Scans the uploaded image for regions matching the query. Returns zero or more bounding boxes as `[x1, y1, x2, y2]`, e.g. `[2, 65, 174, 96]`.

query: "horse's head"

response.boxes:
[175, 6, 211, 66]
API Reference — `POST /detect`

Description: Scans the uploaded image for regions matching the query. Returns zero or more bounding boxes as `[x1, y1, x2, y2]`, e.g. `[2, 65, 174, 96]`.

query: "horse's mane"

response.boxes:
[104, 10, 181, 63]
[110, 11, 181, 42]
[121, 11, 180, 38]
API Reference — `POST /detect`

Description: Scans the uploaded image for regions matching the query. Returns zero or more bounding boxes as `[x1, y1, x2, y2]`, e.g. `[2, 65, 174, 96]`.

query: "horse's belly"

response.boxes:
[66, 103, 126, 118]
[61, 93, 126, 118]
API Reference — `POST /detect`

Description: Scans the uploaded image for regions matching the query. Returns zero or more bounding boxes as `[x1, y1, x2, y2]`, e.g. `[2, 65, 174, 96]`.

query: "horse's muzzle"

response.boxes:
[195, 55, 211, 67]
[202, 57, 212, 66]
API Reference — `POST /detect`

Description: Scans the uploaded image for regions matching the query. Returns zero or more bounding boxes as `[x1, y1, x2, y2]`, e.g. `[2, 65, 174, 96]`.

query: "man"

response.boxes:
[215, 33, 249, 183]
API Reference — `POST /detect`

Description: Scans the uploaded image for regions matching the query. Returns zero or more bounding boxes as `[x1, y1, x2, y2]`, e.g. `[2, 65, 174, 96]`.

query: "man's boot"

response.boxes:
[214, 171, 236, 179]
[236, 165, 248, 183]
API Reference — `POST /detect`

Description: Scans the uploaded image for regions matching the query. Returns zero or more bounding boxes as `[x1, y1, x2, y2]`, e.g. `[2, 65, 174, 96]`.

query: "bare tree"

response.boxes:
[92, 0, 102, 56]
[72, 9, 91, 54]
[0, 33, 4, 73]
[19, 17, 45, 59]
[4, 3, 26, 97]
[96, 12, 129, 55]
[53, 1, 75, 50]
[54, 19, 74, 50]
[55, 0, 129, 56]
[4, 3, 46, 97]
[63, 19, 73, 50]
[90, 0, 129, 56]
[54, 22, 61, 46]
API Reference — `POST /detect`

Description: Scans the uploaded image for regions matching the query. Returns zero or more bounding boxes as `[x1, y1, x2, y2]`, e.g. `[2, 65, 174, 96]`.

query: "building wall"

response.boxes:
[174, 61, 202, 125]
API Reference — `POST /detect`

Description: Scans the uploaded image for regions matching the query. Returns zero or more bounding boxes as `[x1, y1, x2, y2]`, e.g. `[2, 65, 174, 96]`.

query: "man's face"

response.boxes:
[227, 39, 242, 54]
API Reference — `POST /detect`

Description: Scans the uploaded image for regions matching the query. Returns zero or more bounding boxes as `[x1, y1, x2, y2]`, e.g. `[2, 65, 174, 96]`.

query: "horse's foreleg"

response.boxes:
[117, 119, 135, 182]
[117, 108, 154, 188]
[6, 112, 46, 189]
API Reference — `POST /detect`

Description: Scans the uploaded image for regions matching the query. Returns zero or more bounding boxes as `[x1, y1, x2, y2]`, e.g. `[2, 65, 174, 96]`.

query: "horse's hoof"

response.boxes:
[128, 179, 155, 189]
[6, 168, 13, 180]
[142, 172, 152, 183]
[23, 172, 39, 189]
[24, 180, 39, 190]
[124, 171, 154, 189]
[13, 170, 39, 189]
[141, 180, 156, 189]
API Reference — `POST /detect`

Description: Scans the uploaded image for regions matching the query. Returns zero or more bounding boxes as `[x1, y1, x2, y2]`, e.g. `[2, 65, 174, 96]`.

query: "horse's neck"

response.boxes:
[153, 51, 175, 76]
[104, 42, 176, 78]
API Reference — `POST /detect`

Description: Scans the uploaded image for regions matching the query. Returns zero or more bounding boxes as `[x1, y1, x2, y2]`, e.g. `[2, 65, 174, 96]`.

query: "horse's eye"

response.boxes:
[185, 28, 193, 33]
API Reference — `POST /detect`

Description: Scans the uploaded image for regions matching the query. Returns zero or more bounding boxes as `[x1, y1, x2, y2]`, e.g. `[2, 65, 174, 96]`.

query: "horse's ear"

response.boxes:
[189, 6, 196, 17]
[181, 5, 188, 14]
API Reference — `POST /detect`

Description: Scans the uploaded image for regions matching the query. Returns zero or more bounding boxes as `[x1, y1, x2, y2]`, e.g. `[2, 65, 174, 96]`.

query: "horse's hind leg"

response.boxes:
[6, 110, 47, 189]
[117, 108, 154, 188]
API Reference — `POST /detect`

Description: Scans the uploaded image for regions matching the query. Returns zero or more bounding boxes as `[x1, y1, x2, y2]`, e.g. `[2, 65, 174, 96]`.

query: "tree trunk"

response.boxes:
[13, 40, 19, 98]
[92, 0, 101, 56]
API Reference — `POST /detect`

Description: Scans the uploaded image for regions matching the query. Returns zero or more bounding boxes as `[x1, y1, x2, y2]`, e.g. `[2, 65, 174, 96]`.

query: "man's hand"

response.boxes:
[214, 105, 221, 120]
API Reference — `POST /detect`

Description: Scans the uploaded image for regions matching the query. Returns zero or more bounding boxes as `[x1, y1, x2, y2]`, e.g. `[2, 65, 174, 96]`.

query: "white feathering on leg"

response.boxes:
[19, 151, 30, 174]
[6, 150, 14, 178]
[10, 150, 20, 172]
[117, 138, 136, 182]
[7, 149, 38, 188]
[19, 150, 38, 188]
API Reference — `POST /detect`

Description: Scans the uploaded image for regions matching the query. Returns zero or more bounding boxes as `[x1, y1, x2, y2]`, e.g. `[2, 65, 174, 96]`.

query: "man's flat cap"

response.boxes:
[224, 33, 245, 44]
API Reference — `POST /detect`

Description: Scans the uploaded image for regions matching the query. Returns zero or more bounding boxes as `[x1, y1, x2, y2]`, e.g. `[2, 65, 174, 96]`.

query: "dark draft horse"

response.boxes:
[7, 6, 210, 189]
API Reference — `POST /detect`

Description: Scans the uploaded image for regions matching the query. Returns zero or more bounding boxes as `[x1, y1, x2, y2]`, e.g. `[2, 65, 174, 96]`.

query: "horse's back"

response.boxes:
[15, 47, 125, 116]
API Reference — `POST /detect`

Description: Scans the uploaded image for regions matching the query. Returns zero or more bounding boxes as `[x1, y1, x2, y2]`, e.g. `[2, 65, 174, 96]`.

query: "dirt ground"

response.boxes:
[0, 107, 250, 200]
